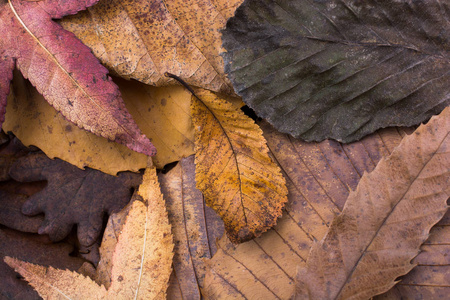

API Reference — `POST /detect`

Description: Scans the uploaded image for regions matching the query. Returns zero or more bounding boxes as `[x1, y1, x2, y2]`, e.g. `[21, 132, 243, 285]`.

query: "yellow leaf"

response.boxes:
[4, 165, 174, 299]
[60, 0, 244, 94]
[295, 107, 450, 299]
[191, 89, 288, 243]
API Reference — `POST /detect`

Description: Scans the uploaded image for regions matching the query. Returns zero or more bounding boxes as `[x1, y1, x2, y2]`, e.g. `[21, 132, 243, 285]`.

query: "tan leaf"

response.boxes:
[60, 0, 244, 94]
[4, 165, 174, 299]
[158, 156, 225, 299]
[295, 107, 450, 299]
[203, 123, 413, 299]
[191, 89, 288, 243]
[4, 72, 195, 174]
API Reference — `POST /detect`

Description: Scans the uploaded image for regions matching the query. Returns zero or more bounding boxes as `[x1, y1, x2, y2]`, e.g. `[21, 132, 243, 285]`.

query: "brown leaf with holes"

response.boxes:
[295, 107, 449, 299]
[4, 165, 174, 299]
[157, 155, 225, 299]
[202, 123, 413, 299]
[191, 89, 288, 243]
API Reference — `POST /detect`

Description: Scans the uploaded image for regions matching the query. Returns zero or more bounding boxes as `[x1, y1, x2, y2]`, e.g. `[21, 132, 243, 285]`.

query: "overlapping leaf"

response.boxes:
[222, 0, 450, 142]
[203, 123, 412, 299]
[5, 166, 174, 299]
[191, 90, 288, 243]
[60, 0, 244, 94]
[295, 107, 449, 299]
[158, 156, 225, 299]
[0, 0, 155, 155]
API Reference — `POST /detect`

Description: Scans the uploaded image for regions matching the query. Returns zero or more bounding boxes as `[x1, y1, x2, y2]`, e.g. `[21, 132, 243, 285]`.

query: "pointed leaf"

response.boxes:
[295, 107, 450, 299]
[0, 0, 155, 155]
[60, 0, 244, 94]
[222, 0, 450, 142]
[203, 124, 412, 299]
[191, 89, 288, 243]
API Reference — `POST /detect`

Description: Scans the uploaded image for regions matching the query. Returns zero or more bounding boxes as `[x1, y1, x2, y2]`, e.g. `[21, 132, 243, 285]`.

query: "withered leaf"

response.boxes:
[60, 0, 244, 94]
[9, 152, 142, 246]
[295, 107, 450, 299]
[222, 0, 449, 143]
[0, 0, 156, 155]
[158, 156, 224, 299]
[203, 123, 412, 299]
[191, 89, 288, 243]
[4, 166, 174, 299]
[0, 228, 85, 300]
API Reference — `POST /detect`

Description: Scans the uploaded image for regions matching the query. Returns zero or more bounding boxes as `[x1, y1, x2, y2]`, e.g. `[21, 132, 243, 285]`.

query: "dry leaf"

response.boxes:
[295, 107, 450, 299]
[60, 0, 244, 94]
[158, 156, 225, 299]
[4, 165, 174, 299]
[192, 89, 288, 243]
[203, 123, 412, 299]
[0, 0, 156, 155]
[4, 72, 195, 173]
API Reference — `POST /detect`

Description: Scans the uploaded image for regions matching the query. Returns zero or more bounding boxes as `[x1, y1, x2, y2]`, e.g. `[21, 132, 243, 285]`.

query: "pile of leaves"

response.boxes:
[0, 0, 448, 299]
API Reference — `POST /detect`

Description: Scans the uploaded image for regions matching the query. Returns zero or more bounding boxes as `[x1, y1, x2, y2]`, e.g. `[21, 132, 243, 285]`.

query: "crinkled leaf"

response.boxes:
[0, 0, 155, 155]
[158, 156, 224, 299]
[203, 124, 412, 299]
[192, 89, 288, 243]
[9, 152, 142, 246]
[295, 107, 450, 299]
[4, 166, 174, 299]
[60, 0, 244, 94]
[222, 0, 450, 142]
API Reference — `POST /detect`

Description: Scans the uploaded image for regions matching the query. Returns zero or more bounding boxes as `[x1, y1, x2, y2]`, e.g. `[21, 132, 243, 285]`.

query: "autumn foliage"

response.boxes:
[0, 0, 448, 299]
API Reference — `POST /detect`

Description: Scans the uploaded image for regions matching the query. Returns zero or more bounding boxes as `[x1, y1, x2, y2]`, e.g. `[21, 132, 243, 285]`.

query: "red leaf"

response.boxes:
[0, 0, 156, 156]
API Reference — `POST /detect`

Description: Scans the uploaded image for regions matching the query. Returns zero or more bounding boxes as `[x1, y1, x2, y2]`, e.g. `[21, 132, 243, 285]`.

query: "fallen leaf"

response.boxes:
[4, 165, 174, 299]
[158, 156, 225, 299]
[4, 72, 195, 174]
[203, 123, 412, 299]
[374, 210, 450, 299]
[0, 228, 85, 300]
[295, 107, 450, 299]
[0, 0, 156, 155]
[191, 89, 288, 243]
[222, 0, 450, 143]
[60, 0, 244, 94]
[9, 152, 142, 246]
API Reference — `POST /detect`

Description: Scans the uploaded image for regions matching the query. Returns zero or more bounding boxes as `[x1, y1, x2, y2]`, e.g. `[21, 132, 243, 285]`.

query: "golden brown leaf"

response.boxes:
[191, 90, 288, 243]
[4, 165, 174, 299]
[158, 156, 225, 299]
[202, 123, 413, 299]
[295, 107, 450, 299]
[60, 0, 243, 94]
[4, 72, 195, 173]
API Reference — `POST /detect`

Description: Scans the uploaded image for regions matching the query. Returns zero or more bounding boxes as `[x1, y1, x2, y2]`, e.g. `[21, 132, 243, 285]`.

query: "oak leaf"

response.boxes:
[222, 0, 450, 143]
[203, 123, 412, 299]
[0, 0, 156, 155]
[9, 152, 142, 246]
[0, 228, 85, 300]
[295, 107, 450, 299]
[59, 0, 244, 94]
[191, 89, 288, 243]
[4, 166, 174, 299]
[158, 156, 225, 299]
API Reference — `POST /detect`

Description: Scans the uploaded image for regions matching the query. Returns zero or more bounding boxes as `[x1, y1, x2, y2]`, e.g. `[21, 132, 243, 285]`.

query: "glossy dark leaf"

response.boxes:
[222, 0, 449, 142]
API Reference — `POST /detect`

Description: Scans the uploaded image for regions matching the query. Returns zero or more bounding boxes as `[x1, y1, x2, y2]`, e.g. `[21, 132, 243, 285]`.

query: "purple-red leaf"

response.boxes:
[0, 0, 156, 156]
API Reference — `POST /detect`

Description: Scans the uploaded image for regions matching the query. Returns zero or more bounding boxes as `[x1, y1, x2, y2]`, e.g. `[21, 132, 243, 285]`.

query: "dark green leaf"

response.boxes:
[222, 0, 449, 142]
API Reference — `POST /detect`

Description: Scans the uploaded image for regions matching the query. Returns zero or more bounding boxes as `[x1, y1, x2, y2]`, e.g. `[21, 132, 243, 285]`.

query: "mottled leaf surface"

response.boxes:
[0, 0, 155, 155]
[222, 0, 449, 142]
[158, 156, 224, 299]
[203, 124, 412, 299]
[8, 152, 142, 246]
[60, 0, 244, 94]
[295, 107, 449, 299]
[192, 90, 288, 243]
